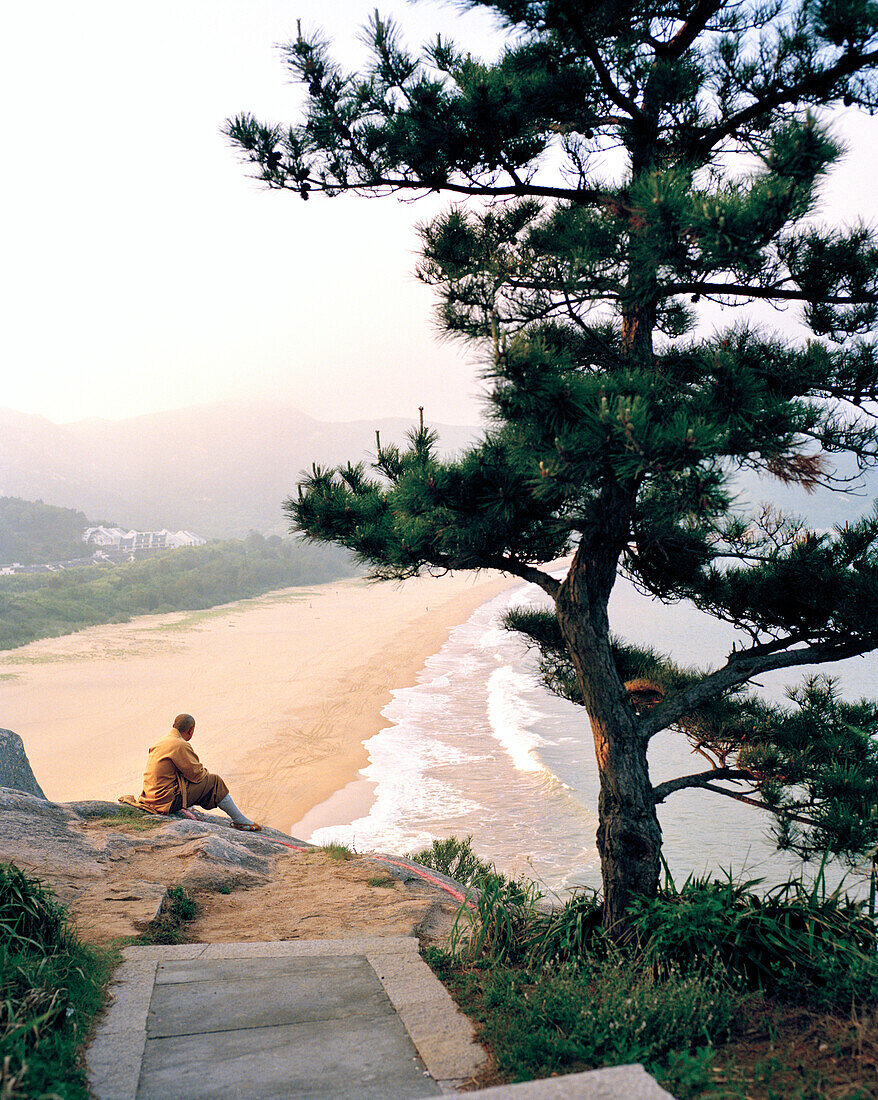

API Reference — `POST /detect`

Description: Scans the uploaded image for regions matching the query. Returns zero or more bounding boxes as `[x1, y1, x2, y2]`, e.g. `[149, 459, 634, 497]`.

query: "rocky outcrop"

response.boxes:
[0, 790, 295, 940]
[0, 790, 463, 945]
[0, 730, 46, 798]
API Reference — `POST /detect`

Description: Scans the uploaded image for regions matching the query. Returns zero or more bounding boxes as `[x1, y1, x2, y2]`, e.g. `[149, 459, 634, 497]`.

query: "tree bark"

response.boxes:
[560, 116, 667, 930]
[556, 529, 662, 934]
[566, 111, 663, 920]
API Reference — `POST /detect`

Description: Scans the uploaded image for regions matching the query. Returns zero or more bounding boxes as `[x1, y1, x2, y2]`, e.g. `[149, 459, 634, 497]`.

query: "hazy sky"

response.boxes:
[3, 2, 877, 427]
[2, 1, 504, 427]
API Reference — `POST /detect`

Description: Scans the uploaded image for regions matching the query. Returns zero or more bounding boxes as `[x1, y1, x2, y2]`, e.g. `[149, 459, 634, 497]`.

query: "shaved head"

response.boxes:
[172, 713, 196, 734]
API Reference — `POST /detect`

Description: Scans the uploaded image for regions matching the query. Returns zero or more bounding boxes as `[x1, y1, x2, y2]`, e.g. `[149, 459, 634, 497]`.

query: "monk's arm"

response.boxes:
[169, 743, 209, 784]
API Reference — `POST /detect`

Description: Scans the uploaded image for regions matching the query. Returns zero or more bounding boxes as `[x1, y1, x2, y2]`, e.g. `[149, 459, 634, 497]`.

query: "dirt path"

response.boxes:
[185, 848, 460, 947]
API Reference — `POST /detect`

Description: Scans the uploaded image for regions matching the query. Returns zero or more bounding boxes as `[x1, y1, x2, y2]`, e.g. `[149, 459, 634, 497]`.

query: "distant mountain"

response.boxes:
[0, 402, 480, 538]
[2, 401, 874, 540]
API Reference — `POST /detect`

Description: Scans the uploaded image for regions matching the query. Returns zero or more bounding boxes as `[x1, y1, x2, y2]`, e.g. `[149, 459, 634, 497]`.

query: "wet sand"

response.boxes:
[0, 572, 515, 833]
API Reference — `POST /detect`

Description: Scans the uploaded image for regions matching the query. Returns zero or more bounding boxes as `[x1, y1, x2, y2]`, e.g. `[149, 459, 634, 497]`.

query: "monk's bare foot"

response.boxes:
[179, 808, 198, 820]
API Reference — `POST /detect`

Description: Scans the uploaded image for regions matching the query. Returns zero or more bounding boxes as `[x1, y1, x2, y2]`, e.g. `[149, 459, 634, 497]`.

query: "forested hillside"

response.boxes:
[0, 498, 100, 565]
[0, 533, 357, 650]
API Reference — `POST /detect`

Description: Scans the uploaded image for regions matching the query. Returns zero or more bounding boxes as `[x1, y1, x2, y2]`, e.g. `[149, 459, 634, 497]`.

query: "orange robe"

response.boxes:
[137, 728, 211, 813]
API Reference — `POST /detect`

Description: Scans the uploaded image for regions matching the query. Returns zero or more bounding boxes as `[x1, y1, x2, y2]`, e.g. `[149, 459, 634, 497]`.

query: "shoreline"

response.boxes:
[289, 775, 379, 839]
[0, 572, 518, 834]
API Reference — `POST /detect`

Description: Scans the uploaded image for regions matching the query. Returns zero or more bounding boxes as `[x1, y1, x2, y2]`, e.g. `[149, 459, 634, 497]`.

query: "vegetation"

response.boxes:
[409, 834, 496, 887]
[0, 531, 356, 650]
[137, 885, 200, 946]
[320, 842, 355, 862]
[367, 875, 397, 888]
[231, 0, 878, 929]
[0, 498, 100, 566]
[90, 806, 167, 833]
[428, 844, 878, 1097]
[430, 951, 738, 1094]
[0, 863, 115, 1099]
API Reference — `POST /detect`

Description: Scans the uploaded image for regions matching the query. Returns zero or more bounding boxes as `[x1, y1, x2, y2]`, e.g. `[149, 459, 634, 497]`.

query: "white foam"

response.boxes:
[305, 581, 596, 890]
[486, 665, 548, 773]
[307, 572, 878, 896]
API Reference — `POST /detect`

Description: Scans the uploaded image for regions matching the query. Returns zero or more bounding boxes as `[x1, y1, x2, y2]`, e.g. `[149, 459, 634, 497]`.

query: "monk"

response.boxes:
[122, 713, 261, 831]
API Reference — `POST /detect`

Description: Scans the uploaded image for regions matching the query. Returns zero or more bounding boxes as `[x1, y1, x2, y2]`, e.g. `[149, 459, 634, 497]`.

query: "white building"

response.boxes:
[166, 530, 206, 548]
[82, 527, 206, 552]
[82, 526, 129, 547]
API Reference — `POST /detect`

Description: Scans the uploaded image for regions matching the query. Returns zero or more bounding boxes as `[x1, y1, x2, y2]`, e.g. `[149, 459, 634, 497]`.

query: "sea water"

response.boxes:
[308, 578, 878, 897]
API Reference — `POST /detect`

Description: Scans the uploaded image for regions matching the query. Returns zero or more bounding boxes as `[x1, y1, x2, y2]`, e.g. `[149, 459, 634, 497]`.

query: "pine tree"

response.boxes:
[228, 0, 878, 930]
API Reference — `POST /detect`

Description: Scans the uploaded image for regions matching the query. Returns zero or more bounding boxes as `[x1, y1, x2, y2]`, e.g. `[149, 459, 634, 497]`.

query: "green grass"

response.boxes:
[368, 875, 397, 888]
[136, 885, 199, 945]
[448, 853, 878, 1008]
[428, 947, 738, 1091]
[425, 839, 878, 1098]
[165, 885, 197, 922]
[0, 863, 117, 1099]
[320, 843, 354, 862]
[624, 857, 878, 1008]
[151, 605, 242, 632]
[0, 865, 69, 956]
[90, 806, 167, 832]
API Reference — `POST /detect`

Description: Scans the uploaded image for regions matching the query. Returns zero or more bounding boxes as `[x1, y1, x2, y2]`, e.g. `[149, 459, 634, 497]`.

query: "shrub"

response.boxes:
[141, 885, 199, 945]
[409, 835, 494, 887]
[165, 885, 197, 923]
[523, 889, 606, 969]
[444, 845, 878, 1006]
[0, 866, 115, 1099]
[321, 842, 353, 862]
[627, 863, 878, 1005]
[431, 842, 878, 1094]
[450, 873, 545, 965]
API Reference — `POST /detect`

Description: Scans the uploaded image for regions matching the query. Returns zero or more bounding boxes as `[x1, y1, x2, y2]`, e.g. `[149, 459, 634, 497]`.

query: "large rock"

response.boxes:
[0, 792, 468, 947]
[0, 791, 304, 940]
[0, 729, 46, 798]
[0, 792, 280, 937]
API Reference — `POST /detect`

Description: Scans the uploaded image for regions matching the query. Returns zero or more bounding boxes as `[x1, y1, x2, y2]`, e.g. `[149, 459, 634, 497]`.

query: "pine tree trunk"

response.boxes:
[567, 133, 665, 930]
[556, 534, 662, 934]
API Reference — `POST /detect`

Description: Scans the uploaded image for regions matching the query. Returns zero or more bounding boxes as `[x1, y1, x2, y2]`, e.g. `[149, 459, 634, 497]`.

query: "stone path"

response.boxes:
[89, 937, 483, 1099]
[88, 937, 674, 1099]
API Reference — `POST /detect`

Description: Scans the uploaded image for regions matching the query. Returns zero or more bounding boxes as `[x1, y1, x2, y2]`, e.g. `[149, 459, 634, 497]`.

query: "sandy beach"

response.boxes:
[0, 571, 516, 834]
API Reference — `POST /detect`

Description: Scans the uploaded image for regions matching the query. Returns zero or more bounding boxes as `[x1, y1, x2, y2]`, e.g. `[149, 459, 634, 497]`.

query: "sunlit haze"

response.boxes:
[2, 2, 876, 427]
[1, 1, 505, 427]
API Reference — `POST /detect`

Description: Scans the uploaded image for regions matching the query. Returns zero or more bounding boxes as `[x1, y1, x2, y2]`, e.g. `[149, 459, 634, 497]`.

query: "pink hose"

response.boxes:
[259, 834, 473, 906]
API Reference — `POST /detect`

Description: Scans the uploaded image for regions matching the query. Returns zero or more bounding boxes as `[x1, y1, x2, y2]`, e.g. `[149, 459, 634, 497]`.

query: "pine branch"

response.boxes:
[697, 782, 822, 828]
[687, 47, 878, 162]
[664, 280, 878, 305]
[639, 635, 877, 741]
[274, 173, 615, 205]
[652, 766, 756, 802]
[556, 8, 647, 124]
[486, 556, 561, 597]
[655, 0, 725, 59]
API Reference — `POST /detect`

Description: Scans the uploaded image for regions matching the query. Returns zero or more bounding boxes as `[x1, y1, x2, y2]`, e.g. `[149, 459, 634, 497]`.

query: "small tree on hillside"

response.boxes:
[228, 0, 878, 929]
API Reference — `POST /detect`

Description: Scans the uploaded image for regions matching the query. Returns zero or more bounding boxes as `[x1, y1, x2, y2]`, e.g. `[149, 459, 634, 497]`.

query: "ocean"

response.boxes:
[304, 577, 878, 898]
